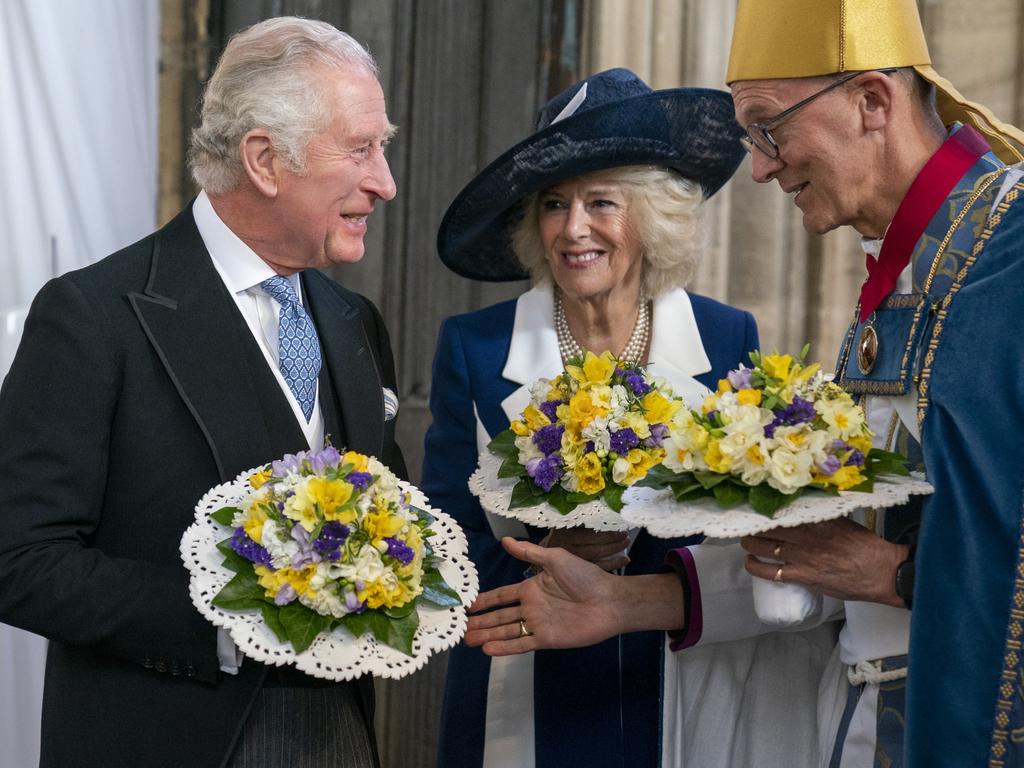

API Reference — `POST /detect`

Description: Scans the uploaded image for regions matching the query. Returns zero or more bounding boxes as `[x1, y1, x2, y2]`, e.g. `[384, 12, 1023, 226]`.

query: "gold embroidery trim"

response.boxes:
[989, 503, 1024, 767]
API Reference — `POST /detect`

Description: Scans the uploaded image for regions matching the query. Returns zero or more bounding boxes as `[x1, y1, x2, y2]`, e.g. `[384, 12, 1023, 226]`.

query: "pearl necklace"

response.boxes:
[554, 289, 651, 364]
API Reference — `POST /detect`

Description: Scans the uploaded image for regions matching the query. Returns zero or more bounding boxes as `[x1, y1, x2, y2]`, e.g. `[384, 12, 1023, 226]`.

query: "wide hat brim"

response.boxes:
[437, 88, 746, 282]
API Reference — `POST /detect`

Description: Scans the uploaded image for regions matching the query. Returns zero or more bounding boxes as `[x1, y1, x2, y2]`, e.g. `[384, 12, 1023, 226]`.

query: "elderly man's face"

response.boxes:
[732, 77, 871, 235]
[271, 68, 397, 270]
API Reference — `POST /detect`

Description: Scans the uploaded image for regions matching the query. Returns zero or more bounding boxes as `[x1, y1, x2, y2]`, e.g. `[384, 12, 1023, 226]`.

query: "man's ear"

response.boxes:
[239, 129, 280, 197]
[857, 71, 896, 132]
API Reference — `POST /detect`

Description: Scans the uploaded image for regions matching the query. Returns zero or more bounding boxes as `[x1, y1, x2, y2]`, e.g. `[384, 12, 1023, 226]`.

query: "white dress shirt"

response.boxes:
[191, 190, 326, 672]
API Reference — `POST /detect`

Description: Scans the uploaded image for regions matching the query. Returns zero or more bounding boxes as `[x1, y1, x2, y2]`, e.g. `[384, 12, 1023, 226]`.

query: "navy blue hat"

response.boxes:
[437, 68, 746, 282]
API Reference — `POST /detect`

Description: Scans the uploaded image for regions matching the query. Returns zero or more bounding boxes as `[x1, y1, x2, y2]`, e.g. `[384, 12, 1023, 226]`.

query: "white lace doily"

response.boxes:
[469, 451, 630, 531]
[618, 474, 933, 538]
[180, 467, 479, 681]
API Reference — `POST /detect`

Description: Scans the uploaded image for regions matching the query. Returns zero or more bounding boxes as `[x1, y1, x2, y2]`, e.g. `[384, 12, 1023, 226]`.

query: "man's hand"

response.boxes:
[541, 527, 630, 571]
[741, 517, 909, 607]
[465, 537, 683, 656]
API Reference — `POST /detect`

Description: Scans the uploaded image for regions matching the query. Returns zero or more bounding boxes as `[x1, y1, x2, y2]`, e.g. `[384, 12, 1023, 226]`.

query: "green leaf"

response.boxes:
[383, 600, 417, 619]
[340, 609, 419, 657]
[848, 477, 875, 493]
[671, 483, 711, 503]
[211, 570, 267, 611]
[488, 429, 519, 459]
[800, 342, 811, 361]
[603, 483, 626, 513]
[211, 506, 240, 527]
[260, 604, 289, 643]
[548, 485, 582, 515]
[278, 602, 333, 654]
[712, 481, 748, 509]
[693, 471, 730, 490]
[748, 484, 797, 517]
[509, 479, 547, 509]
[215, 538, 251, 574]
[636, 464, 681, 488]
[498, 454, 525, 479]
[419, 568, 462, 608]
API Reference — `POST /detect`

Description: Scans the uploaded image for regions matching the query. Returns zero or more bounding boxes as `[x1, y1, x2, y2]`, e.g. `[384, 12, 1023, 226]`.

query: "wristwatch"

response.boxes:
[894, 544, 916, 609]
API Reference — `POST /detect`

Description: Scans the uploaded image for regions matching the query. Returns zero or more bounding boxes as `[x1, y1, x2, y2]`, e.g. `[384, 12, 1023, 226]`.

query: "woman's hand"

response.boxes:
[541, 527, 630, 571]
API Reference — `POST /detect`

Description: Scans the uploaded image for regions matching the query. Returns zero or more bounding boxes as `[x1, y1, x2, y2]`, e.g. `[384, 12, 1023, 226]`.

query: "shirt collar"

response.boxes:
[192, 190, 299, 297]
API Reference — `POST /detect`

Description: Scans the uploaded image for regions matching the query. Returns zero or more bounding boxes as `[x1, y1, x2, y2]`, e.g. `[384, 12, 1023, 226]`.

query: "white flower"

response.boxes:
[767, 446, 814, 494]
[515, 434, 543, 464]
[335, 545, 387, 584]
[815, 396, 865, 440]
[261, 519, 299, 569]
[581, 416, 611, 454]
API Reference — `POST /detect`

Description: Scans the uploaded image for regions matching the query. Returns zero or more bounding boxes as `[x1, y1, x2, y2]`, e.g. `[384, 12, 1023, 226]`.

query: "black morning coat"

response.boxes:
[0, 205, 405, 767]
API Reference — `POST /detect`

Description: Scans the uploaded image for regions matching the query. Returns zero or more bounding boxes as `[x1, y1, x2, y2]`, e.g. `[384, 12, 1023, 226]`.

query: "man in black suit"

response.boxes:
[0, 17, 402, 767]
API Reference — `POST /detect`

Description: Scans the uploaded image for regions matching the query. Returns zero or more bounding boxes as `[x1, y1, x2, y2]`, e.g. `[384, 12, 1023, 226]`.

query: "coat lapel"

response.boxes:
[302, 271, 384, 459]
[127, 208, 277, 481]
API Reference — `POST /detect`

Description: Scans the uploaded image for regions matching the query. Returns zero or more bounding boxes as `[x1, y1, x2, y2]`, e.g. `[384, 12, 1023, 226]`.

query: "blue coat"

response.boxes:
[422, 283, 758, 768]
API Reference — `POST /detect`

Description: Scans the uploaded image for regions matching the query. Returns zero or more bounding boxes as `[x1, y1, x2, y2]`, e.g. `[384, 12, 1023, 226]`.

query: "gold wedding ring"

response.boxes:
[519, 619, 533, 638]
[772, 542, 783, 560]
[773, 566, 784, 583]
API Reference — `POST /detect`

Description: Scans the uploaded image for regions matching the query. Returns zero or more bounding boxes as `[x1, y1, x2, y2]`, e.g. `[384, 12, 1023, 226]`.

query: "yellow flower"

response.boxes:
[575, 452, 606, 495]
[342, 451, 370, 473]
[737, 388, 762, 407]
[522, 404, 551, 432]
[283, 485, 319, 532]
[762, 353, 794, 381]
[704, 440, 732, 473]
[818, 465, 864, 491]
[363, 509, 405, 544]
[642, 391, 681, 425]
[567, 390, 606, 429]
[567, 351, 617, 386]
[745, 444, 766, 466]
[249, 467, 272, 489]
[307, 477, 354, 519]
[717, 378, 733, 394]
[510, 420, 530, 437]
[848, 434, 873, 454]
[702, 394, 719, 415]
[242, 504, 269, 544]
[621, 447, 664, 485]
[255, 565, 316, 599]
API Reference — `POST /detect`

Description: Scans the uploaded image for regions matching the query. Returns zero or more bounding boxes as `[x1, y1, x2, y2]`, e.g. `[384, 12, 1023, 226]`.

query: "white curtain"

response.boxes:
[0, 2, 159, 766]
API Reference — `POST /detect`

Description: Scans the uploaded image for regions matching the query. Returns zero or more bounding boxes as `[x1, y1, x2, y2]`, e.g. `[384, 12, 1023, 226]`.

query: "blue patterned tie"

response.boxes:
[260, 276, 321, 421]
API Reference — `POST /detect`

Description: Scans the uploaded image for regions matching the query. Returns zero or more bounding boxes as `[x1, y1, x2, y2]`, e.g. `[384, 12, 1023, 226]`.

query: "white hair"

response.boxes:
[511, 165, 705, 299]
[189, 17, 379, 194]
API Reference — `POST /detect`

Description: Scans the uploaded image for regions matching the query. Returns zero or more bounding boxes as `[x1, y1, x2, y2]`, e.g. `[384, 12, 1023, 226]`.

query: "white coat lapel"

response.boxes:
[499, 280, 563, 424]
[646, 289, 713, 407]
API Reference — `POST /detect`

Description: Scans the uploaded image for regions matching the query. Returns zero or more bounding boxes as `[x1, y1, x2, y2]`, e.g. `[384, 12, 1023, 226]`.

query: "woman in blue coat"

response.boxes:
[423, 69, 766, 768]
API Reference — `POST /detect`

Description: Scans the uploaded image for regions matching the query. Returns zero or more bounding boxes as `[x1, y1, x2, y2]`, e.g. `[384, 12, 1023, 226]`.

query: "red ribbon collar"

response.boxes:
[858, 125, 990, 322]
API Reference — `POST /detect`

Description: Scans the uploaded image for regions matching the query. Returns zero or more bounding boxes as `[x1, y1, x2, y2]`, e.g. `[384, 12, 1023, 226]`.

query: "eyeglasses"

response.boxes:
[740, 69, 896, 158]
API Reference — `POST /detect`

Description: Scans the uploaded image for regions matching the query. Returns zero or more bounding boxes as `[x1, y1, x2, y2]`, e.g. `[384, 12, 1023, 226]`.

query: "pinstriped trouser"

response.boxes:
[226, 686, 376, 768]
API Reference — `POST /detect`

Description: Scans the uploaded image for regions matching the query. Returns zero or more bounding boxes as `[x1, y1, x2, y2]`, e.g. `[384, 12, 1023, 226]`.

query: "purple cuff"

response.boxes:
[663, 547, 703, 650]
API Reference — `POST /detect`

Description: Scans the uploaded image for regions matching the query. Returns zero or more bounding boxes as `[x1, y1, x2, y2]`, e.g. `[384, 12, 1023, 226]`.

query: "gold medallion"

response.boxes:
[857, 324, 878, 375]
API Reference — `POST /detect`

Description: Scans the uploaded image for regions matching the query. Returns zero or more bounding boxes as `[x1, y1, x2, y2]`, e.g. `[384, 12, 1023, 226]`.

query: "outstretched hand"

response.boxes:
[465, 537, 623, 656]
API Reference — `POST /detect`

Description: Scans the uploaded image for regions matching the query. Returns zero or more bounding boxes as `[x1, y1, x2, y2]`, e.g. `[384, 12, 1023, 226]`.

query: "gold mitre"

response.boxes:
[727, 0, 1024, 162]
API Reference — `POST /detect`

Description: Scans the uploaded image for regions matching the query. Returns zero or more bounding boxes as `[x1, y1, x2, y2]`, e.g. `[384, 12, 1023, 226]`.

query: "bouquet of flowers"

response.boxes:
[642, 347, 909, 516]
[486, 351, 685, 515]
[206, 446, 462, 656]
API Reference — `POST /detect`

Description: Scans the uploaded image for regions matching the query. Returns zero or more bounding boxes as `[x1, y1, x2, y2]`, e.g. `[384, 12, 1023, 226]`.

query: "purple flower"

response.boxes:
[585, 440, 596, 454]
[274, 584, 298, 606]
[622, 369, 652, 396]
[727, 366, 753, 390]
[646, 423, 669, 448]
[845, 450, 866, 467]
[344, 590, 366, 614]
[610, 427, 640, 454]
[272, 452, 304, 477]
[229, 527, 274, 568]
[766, 396, 817, 437]
[384, 536, 416, 565]
[347, 471, 373, 490]
[314, 521, 350, 561]
[532, 423, 565, 456]
[539, 399, 561, 422]
[290, 525, 322, 569]
[309, 445, 341, 474]
[526, 455, 563, 492]
[816, 455, 841, 475]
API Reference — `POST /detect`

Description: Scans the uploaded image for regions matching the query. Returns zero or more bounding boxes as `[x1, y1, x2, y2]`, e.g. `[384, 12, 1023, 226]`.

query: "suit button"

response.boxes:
[169, 661, 181, 677]
[155, 659, 167, 673]
[142, 657, 155, 670]
[184, 664, 196, 679]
